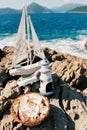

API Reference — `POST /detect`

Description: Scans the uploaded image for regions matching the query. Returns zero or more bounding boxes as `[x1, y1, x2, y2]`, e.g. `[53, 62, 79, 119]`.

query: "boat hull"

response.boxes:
[9, 63, 41, 76]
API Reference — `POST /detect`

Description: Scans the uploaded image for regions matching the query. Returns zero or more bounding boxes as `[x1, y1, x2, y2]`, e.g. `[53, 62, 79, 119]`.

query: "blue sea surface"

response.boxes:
[0, 13, 87, 59]
[0, 13, 87, 40]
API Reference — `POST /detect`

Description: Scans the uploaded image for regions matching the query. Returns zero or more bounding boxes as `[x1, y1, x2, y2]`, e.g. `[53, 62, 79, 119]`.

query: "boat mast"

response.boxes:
[25, 5, 32, 65]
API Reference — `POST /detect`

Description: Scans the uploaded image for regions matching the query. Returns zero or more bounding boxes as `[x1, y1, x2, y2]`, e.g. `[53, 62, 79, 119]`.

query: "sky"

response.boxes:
[0, 0, 87, 9]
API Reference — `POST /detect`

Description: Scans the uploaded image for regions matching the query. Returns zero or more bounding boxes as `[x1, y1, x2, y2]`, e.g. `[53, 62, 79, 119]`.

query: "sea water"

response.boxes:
[0, 13, 87, 59]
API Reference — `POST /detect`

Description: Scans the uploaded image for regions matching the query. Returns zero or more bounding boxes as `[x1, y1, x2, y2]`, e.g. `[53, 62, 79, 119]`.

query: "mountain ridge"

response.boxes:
[52, 3, 85, 13]
[27, 2, 53, 13]
[68, 5, 87, 13]
[0, 2, 53, 14]
[0, 8, 21, 14]
[0, 2, 87, 14]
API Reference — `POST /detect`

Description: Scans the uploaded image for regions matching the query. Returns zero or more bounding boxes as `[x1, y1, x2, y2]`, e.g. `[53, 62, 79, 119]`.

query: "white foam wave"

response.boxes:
[41, 36, 87, 59]
[0, 34, 16, 49]
[0, 34, 87, 59]
[77, 30, 87, 35]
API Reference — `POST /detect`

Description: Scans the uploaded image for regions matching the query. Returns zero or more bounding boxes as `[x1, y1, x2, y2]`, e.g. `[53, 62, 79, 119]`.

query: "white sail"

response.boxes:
[29, 16, 45, 59]
[11, 7, 28, 68]
[10, 6, 46, 77]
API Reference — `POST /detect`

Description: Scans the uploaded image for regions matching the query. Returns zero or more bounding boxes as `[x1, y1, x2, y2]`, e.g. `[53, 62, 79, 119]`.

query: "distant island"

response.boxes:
[0, 8, 21, 14]
[0, 2, 53, 14]
[68, 5, 87, 13]
[0, 2, 87, 14]
[27, 3, 53, 13]
[52, 3, 84, 13]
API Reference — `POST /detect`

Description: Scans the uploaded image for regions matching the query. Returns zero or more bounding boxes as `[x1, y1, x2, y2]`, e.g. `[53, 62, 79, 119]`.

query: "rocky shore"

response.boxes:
[85, 40, 87, 50]
[0, 46, 87, 130]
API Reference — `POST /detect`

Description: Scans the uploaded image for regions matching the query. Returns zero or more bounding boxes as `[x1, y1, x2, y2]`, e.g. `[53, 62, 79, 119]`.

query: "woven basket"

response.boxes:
[10, 92, 50, 126]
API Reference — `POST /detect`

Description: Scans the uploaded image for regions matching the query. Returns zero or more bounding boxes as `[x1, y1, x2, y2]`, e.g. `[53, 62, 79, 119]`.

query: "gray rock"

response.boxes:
[0, 65, 8, 87]
[0, 47, 87, 130]
[1, 80, 21, 99]
[84, 40, 87, 50]
[0, 80, 21, 116]
[0, 111, 13, 130]
[58, 83, 87, 130]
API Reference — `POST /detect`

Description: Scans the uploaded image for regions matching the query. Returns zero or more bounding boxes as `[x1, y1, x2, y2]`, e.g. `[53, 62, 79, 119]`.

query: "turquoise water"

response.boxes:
[1, 13, 87, 40]
[0, 13, 87, 59]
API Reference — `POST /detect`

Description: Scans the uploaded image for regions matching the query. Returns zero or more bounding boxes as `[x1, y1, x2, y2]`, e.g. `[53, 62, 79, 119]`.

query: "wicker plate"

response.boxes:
[10, 92, 50, 126]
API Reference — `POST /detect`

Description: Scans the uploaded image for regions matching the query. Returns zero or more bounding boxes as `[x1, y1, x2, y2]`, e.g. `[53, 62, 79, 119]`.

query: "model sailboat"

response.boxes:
[9, 6, 54, 96]
[9, 6, 45, 76]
